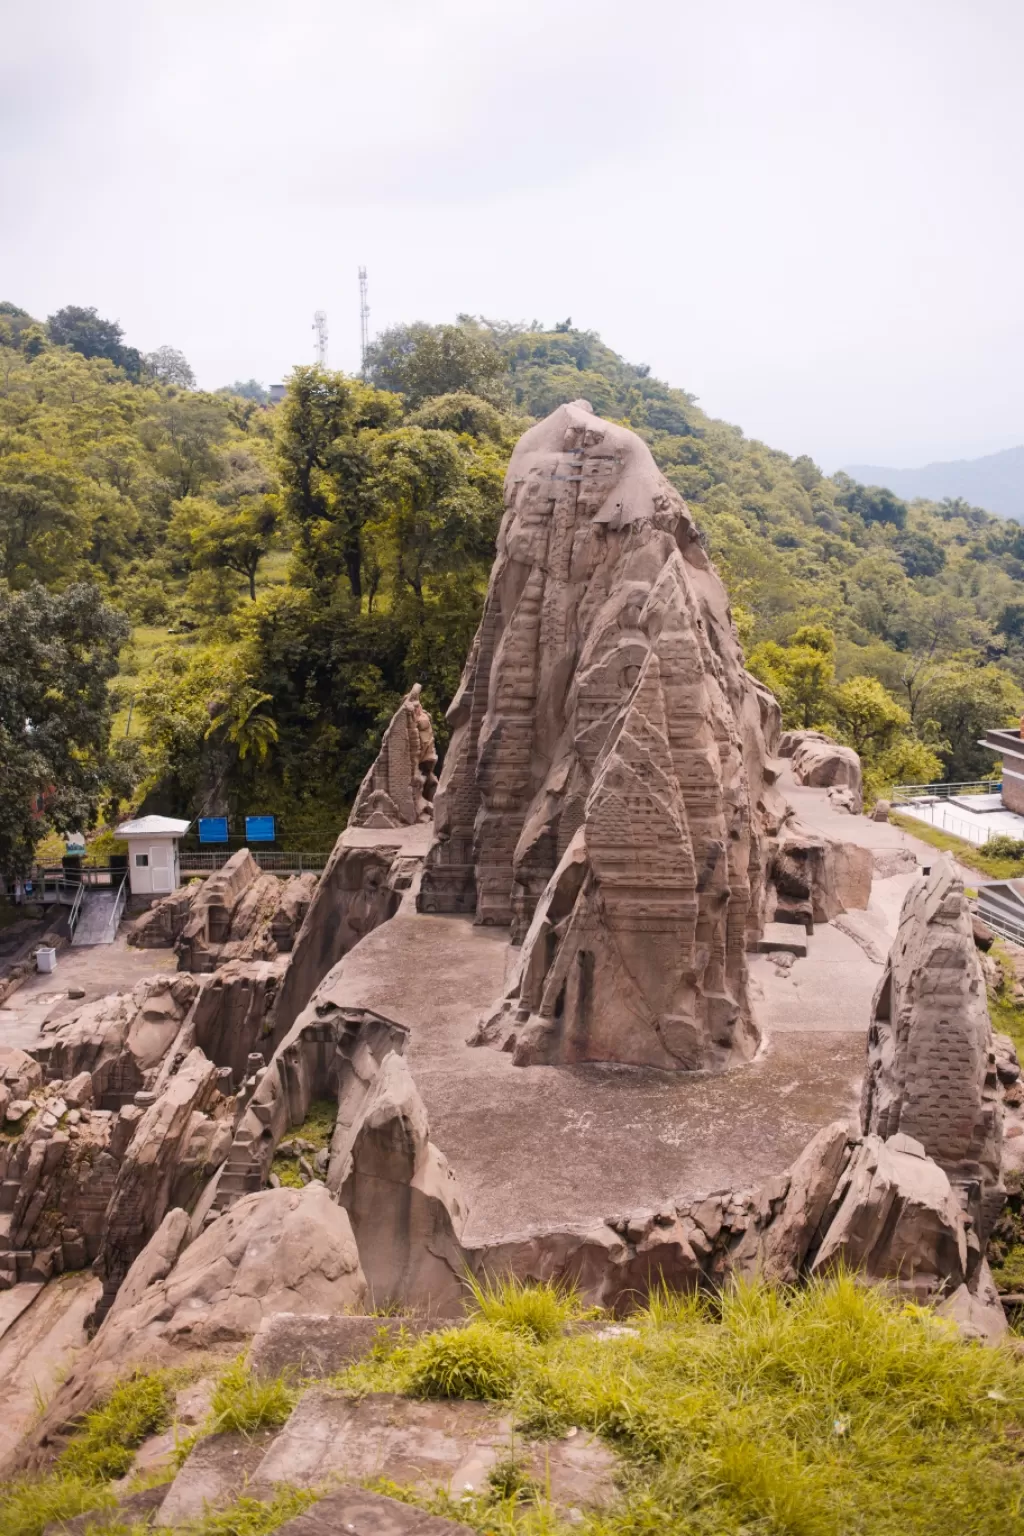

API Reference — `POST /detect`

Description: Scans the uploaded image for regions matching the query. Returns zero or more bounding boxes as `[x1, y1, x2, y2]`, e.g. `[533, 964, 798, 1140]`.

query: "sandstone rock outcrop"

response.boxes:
[861, 856, 1004, 1236]
[810, 1133, 969, 1294]
[468, 1121, 986, 1313]
[790, 734, 863, 811]
[266, 839, 412, 1042]
[93, 1046, 221, 1322]
[203, 978, 466, 1313]
[348, 684, 438, 829]
[769, 820, 872, 928]
[423, 400, 782, 1070]
[29, 1187, 367, 1429]
[330, 1050, 467, 1312]
[43, 976, 201, 1108]
[130, 869, 317, 963]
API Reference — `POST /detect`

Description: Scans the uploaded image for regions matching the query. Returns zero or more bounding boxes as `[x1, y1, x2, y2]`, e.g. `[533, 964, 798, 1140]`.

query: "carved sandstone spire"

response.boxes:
[420, 400, 782, 1069]
[348, 684, 438, 830]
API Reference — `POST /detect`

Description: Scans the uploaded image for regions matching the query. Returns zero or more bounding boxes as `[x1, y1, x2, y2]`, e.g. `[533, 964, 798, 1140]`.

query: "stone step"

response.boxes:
[756, 923, 809, 957]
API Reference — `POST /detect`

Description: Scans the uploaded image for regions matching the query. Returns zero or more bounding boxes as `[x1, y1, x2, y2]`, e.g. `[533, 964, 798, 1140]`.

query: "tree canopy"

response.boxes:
[3, 302, 1024, 857]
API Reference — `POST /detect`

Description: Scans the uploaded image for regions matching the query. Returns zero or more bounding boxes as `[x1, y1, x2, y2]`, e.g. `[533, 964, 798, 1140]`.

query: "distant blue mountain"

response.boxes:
[843, 444, 1024, 521]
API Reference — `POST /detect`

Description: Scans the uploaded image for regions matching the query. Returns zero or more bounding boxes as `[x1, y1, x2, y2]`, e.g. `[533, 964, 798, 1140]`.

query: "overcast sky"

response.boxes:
[3, 1, 1022, 470]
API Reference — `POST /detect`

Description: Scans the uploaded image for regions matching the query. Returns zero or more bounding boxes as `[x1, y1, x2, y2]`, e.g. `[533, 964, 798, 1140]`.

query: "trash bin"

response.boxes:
[35, 946, 57, 974]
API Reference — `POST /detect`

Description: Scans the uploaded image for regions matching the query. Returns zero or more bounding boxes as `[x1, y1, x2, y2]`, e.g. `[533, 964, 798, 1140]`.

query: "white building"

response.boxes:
[117, 815, 190, 899]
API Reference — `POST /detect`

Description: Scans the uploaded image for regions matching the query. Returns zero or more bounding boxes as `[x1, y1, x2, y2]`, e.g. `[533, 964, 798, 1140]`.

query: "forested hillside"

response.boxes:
[3, 300, 1023, 865]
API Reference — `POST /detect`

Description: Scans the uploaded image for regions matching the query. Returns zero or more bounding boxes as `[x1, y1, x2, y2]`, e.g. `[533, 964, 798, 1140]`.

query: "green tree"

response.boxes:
[0, 582, 129, 875]
[365, 321, 510, 408]
[277, 367, 401, 599]
[747, 625, 836, 729]
[917, 662, 1022, 782]
[0, 450, 89, 586]
[169, 494, 277, 600]
[366, 427, 493, 602]
[153, 395, 230, 500]
[831, 675, 910, 757]
[144, 346, 195, 388]
[46, 305, 142, 378]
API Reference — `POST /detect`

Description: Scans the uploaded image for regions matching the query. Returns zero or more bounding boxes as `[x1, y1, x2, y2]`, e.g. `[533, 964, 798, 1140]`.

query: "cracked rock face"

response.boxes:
[348, 683, 438, 829]
[422, 399, 780, 1069]
[861, 856, 1004, 1236]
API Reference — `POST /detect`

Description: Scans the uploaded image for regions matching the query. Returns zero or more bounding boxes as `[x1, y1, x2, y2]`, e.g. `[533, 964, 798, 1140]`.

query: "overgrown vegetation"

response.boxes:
[269, 1097, 336, 1188]
[0, 1370, 174, 1536]
[4, 1279, 1023, 1536]
[335, 1274, 1024, 1535]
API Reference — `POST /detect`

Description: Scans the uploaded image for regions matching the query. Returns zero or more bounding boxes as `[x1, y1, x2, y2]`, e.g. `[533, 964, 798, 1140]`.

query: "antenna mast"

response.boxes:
[358, 266, 370, 374]
[312, 309, 328, 368]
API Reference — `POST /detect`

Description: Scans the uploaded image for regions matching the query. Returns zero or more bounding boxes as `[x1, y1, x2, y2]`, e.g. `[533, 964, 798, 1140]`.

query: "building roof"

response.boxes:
[117, 815, 191, 837]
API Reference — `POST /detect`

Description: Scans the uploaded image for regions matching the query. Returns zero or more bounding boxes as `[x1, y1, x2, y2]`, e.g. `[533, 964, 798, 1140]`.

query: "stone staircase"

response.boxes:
[71, 890, 121, 947]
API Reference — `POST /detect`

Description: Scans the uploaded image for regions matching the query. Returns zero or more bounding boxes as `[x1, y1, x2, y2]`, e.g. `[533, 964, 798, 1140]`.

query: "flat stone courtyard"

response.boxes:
[321, 772, 931, 1245]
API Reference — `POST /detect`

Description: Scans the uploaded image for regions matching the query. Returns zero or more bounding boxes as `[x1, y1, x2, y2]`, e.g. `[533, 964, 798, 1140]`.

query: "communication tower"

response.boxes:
[312, 310, 328, 368]
[358, 266, 370, 374]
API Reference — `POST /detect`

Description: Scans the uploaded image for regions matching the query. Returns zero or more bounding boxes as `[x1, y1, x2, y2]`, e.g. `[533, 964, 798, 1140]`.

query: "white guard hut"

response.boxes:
[117, 815, 190, 899]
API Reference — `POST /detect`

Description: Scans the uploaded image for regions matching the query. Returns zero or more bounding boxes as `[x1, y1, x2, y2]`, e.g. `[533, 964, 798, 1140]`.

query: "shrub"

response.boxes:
[409, 1323, 529, 1401]
[984, 833, 1024, 859]
[209, 1358, 295, 1434]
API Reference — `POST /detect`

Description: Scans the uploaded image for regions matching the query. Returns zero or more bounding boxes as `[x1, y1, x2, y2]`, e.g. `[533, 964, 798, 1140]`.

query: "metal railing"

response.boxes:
[894, 802, 993, 846]
[66, 882, 85, 941]
[976, 908, 1024, 949]
[104, 874, 129, 942]
[178, 849, 332, 874]
[892, 779, 1001, 805]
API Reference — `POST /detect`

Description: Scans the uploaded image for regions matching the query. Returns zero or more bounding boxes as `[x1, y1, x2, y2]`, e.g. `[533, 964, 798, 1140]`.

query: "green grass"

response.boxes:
[0, 1371, 174, 1536]
[986, 939, 1024, 1058]
[334, 1274, 1024, 1536]
[5, 1280, 1023, 1536]
[466, 1274, 593, 1342]
[890, 811, 1024, 880]
[270, 1097, 337, 1187]
[208, 1357, 296, 1435]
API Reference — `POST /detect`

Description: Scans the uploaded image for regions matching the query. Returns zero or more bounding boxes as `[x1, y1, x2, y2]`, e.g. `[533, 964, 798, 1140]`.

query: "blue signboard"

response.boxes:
[199, 817, 229, 844]
[245, 815, 276, 843]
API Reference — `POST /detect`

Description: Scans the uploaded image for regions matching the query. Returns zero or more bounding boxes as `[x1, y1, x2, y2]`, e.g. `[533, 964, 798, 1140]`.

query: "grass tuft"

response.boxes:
[57, 1372, 173, 1482]
[466, 1274, 590, 1342]
[0, 1371, 174, 1536]
[408, 1322, 532, 1401]
[208, 1357, 296, 1435]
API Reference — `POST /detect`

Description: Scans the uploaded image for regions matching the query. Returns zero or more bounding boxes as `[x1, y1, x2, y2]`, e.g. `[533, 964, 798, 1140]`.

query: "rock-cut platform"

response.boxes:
[313, 774, 927, 1246]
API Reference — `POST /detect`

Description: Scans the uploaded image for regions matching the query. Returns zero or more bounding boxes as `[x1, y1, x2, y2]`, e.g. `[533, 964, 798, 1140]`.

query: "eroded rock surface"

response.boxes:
[129, 855, 316, 972]
[349, 683, 438, 829]
[790, 734, 863, 805]
[423, 400, 782, 1069]
[266, 839, 411, 1042]
[862, 856, 1004, 1236]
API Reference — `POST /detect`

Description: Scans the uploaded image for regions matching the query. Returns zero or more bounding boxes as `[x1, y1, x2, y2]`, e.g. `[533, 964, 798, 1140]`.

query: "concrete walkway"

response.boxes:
[0, 935, 177, 1051]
